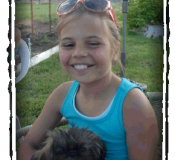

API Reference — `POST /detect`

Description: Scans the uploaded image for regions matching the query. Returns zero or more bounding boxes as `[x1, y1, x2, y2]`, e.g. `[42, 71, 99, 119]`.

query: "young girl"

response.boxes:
[18, 0, 158, 159]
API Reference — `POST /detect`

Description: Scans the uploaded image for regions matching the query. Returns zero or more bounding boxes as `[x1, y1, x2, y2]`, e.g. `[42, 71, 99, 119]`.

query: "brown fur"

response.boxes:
[31, 125, 106, 160]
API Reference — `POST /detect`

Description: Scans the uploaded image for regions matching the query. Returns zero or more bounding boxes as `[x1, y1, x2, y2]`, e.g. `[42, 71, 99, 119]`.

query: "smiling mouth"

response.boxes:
[71, 65, 94, 70]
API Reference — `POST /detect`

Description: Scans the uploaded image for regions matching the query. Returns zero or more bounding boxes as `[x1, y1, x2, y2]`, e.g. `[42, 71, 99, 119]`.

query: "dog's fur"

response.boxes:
[31, 126, 106, 160]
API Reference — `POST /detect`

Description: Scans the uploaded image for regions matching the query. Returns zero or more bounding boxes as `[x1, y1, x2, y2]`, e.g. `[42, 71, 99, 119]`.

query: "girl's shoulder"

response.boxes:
[53, 81, 73, 97]
[54, 81, 73, 95]
[47, 81, 73, 112]
[122, 87, 157, 131]
[123, 88, 153, 118]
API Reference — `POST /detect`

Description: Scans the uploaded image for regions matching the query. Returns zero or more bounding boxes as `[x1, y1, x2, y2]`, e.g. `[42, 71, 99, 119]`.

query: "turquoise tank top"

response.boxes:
[61, 78, 143, 160]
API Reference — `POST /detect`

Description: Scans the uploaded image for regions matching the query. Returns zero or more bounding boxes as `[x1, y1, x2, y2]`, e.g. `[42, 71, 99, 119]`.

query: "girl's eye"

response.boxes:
[61, 42, 101, 49]
[62, 43, 75, 48]
[87, 42, 100, 47]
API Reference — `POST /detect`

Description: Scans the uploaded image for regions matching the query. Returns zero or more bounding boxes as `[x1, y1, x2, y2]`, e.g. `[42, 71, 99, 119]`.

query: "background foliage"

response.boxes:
[122, 0, 163, 29]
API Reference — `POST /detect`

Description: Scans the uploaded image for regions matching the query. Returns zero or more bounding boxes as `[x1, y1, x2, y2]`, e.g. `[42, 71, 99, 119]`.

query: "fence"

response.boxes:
[15, 0, 121, 4]
[15, 0, 62, 4]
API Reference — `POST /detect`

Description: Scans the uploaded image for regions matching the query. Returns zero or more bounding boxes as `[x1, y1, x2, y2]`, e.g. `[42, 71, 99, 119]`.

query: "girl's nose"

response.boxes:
[72, 46, 88, 58]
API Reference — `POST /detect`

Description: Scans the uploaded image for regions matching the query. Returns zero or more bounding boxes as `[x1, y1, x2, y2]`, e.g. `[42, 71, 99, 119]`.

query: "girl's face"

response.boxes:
[59, 14, 118, 84]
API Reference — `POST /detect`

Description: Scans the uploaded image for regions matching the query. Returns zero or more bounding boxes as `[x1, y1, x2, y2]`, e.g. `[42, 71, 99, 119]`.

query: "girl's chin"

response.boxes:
[70, 75, 102, 85]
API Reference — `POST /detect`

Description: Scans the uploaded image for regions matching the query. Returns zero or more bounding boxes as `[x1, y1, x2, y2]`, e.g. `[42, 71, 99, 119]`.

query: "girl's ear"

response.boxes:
[112, 45, 120, 62]
[112, 53, 118, 62]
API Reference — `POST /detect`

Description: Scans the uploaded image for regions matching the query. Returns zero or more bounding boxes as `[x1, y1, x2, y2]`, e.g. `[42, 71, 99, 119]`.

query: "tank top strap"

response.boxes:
[119, 78, 143, 92]
[61, 81, 79, 115]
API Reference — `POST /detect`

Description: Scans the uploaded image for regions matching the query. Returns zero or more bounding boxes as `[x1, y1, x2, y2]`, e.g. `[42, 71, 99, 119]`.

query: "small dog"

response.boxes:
[31, 125, 106, 160]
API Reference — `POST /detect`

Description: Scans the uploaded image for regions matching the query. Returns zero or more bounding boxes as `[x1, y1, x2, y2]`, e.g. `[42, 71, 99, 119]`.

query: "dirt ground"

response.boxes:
[15, 20, 59, 62]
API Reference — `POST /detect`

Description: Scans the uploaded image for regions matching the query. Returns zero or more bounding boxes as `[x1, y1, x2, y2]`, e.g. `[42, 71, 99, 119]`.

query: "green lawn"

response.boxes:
[120, 31, 163, 92]
[15, 3, 58, 23]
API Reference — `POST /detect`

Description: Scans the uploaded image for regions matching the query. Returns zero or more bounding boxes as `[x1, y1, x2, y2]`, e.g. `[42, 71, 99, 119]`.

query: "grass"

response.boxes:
[15, 3, 58, 23]
[121, 31, 163, 92]
[41, 35, 52, 43]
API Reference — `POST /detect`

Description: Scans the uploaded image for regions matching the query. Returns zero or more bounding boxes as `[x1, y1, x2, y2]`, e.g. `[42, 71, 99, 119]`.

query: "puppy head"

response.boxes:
[31, 126, 106, 160]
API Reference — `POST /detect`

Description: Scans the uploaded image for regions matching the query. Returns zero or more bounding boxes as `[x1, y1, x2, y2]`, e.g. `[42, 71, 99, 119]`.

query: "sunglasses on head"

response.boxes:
[56, 0, 117, 26]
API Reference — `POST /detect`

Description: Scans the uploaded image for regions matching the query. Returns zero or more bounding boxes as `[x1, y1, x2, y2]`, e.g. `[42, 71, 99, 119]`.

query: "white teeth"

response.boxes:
[74, 65, 88, 70]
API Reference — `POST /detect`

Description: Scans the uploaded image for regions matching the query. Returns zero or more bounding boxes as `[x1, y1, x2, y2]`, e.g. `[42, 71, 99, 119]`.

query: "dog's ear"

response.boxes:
[31, 150, 47, 160]
[31, 136, 54, 160]
[31, 151, 53, 160]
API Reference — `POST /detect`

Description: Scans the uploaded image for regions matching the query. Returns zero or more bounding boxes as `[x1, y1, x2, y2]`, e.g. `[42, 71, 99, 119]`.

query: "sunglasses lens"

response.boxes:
[58, 0, 77, 14]
[84, 0, 107, 11]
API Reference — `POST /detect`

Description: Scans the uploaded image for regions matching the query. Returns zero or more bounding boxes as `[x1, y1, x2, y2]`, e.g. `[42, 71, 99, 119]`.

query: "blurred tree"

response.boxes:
[126, 0, 163, 29]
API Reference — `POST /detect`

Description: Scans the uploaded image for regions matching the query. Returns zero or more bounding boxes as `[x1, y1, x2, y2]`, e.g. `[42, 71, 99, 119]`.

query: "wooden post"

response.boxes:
[49, 0, 52, 33]
[120, 0, 129, 77]
[30, 0, 34, 38]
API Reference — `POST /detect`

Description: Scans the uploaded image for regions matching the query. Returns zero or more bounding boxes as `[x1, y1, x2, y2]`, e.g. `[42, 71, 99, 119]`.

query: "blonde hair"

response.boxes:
[56, 3, 124, 71]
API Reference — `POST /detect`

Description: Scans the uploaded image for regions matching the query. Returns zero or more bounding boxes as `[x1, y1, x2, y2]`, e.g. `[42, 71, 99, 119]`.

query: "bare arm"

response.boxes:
[17, 82, 72, 160]
[123, 88, 158, 160]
